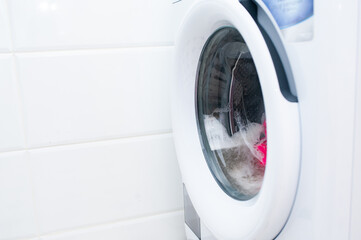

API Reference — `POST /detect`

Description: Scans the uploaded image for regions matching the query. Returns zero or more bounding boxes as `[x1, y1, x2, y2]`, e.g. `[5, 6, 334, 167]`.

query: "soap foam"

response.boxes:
[204, 115, 265, 196]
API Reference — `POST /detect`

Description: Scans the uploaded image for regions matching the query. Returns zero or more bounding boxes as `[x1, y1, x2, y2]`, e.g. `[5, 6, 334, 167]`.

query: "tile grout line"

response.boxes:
[0, 130, 174, 154]
[37, 209, 184, 238]
[348, 2, 361, 239]
[2, 0, 28, 154]
[2, 0, 42, 238]
[27, 130, 174, 151]
[12, 43, 175, 56]
[10, 43, 28, 148]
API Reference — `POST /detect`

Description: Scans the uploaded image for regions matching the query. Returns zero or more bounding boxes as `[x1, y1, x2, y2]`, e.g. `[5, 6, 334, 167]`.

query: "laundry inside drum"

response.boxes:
[196, 27, 267, 200]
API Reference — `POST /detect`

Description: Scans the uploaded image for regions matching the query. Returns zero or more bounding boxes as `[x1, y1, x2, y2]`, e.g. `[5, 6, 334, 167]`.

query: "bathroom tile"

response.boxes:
[28, 134, 183, 234]
[16, 48, 173, 147]
[0, 0, 11, 52]
[0, 152, 38, 239]
[41, 211, 185, 240]
[7, 0, 181, 51]
[0, 56, 25, 151]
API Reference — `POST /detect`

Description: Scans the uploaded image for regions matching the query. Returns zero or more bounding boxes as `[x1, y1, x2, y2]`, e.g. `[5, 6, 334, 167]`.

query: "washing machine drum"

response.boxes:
[197, 27, 267, 201]
[172, 0, 300, 239]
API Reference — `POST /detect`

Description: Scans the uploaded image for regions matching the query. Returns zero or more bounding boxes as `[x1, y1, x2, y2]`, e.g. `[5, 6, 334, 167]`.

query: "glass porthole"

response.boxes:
[196, 27, 267, 200]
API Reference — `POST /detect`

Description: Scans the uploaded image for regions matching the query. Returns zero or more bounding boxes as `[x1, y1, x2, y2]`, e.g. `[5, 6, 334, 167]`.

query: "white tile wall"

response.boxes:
[7, 0, 184, 51]
[17, 48, 173, 148]
[0, 0, 11, 52]
[29, 134, 182, 234]
[0, 0, 192, 239]
[0, 152, 37, 239]
[41, 211, 185, 240]
[0, 56, 25, 152]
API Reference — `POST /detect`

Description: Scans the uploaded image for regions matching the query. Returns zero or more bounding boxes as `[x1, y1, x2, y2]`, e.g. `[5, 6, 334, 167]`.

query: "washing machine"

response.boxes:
[172, 0, 361, 239]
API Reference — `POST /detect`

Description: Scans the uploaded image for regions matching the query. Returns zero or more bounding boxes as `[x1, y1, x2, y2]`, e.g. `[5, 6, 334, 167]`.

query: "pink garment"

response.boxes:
[255, 121, 267, 166]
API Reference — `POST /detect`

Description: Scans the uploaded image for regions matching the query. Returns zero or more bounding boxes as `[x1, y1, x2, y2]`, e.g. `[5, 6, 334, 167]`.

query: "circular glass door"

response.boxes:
[196, 27, 267, 200]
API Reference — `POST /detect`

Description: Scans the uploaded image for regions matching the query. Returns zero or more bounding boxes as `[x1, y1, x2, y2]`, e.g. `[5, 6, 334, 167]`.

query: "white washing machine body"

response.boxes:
[172, 0, 360, 239]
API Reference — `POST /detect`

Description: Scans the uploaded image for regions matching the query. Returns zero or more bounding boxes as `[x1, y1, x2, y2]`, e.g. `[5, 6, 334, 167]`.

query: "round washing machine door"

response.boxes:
[196, 26, 268, 201]
[172, 0, 300, 239]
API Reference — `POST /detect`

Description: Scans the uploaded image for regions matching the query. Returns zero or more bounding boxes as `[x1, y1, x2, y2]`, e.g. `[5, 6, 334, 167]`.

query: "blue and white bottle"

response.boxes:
[262, 0, 314, 41]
